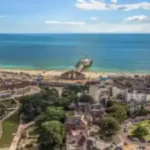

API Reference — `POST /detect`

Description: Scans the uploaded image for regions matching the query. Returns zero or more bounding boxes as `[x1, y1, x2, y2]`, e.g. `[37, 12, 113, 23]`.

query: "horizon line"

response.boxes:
[0, 33, 150, 34]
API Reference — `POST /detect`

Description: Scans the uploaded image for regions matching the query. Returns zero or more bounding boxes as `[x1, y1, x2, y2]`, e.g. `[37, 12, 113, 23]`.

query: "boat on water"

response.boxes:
[75, 55, 93, 72]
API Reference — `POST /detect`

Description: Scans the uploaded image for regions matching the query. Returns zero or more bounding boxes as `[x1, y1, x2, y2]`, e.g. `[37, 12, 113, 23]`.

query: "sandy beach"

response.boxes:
[0, 68, 145, 80]
[0, 68, 104, 79]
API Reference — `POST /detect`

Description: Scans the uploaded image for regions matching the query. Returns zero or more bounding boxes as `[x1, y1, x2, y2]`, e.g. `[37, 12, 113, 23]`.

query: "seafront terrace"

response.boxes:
[0, 76, 40, 100]
[0, 86, 40, 101]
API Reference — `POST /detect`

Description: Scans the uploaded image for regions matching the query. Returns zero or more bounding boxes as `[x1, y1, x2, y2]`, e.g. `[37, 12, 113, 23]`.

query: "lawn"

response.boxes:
[0, 113, 19, 148]
[0, 99, 17, 108]
[128, 120, 150, 141]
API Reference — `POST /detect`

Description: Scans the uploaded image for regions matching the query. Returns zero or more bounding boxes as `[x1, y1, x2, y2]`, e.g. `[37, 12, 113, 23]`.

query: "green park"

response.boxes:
[129, 120, 150, 141]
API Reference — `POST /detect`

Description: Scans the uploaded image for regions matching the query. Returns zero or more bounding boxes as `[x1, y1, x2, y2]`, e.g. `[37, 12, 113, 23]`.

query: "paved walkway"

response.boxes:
[9, 121, 35, 150]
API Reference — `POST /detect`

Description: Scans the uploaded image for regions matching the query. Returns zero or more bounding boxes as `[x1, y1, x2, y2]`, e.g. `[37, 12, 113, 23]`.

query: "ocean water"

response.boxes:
[0, 34, 150, 73]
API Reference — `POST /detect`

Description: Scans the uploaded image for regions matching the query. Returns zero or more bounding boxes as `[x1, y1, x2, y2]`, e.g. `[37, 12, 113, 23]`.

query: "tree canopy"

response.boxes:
[78, 94, 94, 103]
[132, 125, 149, 140]
[100, 116, 120, 137]
[41, 87, 59, 100]
[20, 86, 77, 122]
[19, 94, 46, 123]
[52, 97, 72, 111]
[65, 85, 88, 94]
[106, 102, 127, 123]
[38, 120, 65, 150]
[36, 107, 66, 127]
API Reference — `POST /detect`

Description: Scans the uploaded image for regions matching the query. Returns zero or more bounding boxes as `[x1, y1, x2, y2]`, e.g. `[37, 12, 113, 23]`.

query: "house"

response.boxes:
[66, 131, 87, 150]
[66, 115, 87, 133]
[66, 115, 87, 150]
[75, 102, 91, 115]
[86, 137, 111, 150]
[75, 102, 104, 124]
[91, 104, 104, 123]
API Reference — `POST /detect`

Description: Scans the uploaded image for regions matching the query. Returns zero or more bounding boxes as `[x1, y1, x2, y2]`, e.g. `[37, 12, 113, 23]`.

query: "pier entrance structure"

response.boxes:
[61, 70, 86, 80]
[75, 55, 93, 72]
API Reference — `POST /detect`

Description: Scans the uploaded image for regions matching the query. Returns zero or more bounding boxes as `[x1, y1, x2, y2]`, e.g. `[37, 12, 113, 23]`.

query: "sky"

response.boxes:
[0, 0, 150, 33]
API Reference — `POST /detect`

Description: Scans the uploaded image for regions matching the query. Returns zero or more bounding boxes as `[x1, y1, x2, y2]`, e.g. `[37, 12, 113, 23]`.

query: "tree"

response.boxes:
[100, 116, 120, 137]
[78, 94, 94, 103]
[66, 85, 88, 94]
[38, 120, 65, 150]
[41, 87, 59, 100]
[138, 105, 150, 116]
[106, 103, 127, 123]
[52, 97, 72, 111]
[19, 94, 46, 123]
[36, 107, 66, 127]
[61, 89, 78, 110]
[106, 100, 113, 108]
[132, 125, 149, 140]
[62, 89, 75, 99]
[0, 103, 6, 116]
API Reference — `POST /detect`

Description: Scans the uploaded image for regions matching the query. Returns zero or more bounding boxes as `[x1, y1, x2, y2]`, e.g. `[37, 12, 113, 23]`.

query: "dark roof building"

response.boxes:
[66, 131, 87, 150]
[66, 115, 87, 133]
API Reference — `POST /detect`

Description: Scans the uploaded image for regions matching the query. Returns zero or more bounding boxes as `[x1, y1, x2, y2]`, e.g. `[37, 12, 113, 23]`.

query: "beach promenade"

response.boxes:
[0, 68, 138, 80]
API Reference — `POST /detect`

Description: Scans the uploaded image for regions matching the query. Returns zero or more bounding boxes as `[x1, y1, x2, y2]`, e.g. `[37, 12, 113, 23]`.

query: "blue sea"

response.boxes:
[0, 34, 150, 73]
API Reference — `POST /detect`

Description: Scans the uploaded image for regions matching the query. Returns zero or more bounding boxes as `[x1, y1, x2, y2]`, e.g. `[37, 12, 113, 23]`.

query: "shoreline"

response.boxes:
[0, 68, 150, 79]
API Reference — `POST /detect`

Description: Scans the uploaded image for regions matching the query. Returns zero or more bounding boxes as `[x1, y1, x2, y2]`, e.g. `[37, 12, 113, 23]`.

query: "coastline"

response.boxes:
[0, 68, 149, 79]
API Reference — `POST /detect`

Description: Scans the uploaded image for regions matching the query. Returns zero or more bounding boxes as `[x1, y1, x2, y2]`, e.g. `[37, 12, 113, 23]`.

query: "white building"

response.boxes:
[146, 94, 150, 102]
[89, 85, 110, 102]
[112, 87, 126, 98]
[125, 90, 147, 103]
[89, 85, 100, 102]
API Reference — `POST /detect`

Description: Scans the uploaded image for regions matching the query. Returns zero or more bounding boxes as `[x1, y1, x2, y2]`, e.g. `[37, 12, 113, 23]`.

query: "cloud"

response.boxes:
[0, 15, 5, 18]
[90, 17, 98, 20]
[67, 22, 150, 33]
[124, 15, 149, 22]
[111, 0, 117, 3]
[77, 0, 85, 2]
[45, 20, 86, 25]
[45, 21, 150, 33]
[76, 0, 150, 11]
